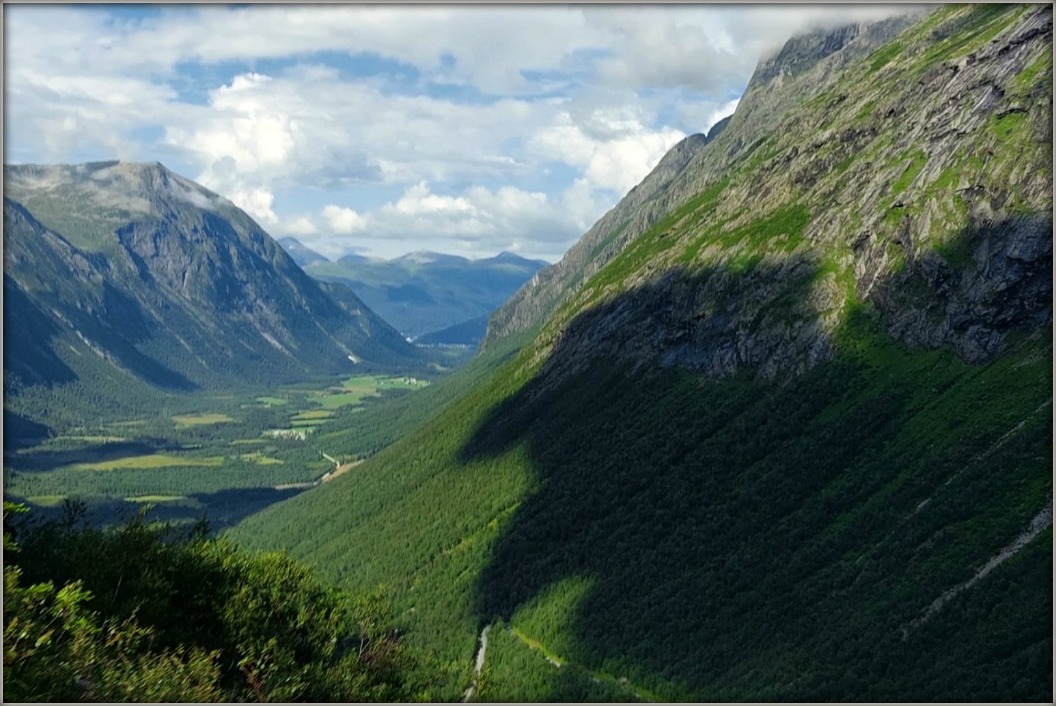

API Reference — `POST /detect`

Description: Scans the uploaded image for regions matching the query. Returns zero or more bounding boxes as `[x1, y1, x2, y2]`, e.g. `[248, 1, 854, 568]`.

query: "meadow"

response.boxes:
[3, 373, 433, 528]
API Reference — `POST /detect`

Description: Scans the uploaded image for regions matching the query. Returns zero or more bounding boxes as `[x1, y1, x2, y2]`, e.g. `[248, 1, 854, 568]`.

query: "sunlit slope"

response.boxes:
[230, 6, 1052, 701]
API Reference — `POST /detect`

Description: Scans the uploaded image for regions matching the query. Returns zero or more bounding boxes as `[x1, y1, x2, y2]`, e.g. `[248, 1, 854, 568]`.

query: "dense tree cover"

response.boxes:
[474, 620, 643, 702]
[232, 297, 1052, 701]
[3, 501, 427, 702]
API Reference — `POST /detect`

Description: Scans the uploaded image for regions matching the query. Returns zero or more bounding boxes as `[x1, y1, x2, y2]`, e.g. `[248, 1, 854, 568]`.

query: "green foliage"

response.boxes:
[718, 203, 811, 252]
[867, 41, 904, 74]
[3, 503, 421, 702]
[1013, 47, 1052, 93]
[990, 110, 1028, 142]
[890, 150, 928, 196]
[234, 299, 1052, 701]
[476, 621, 644, 703]
[913, 5, 1023, 70]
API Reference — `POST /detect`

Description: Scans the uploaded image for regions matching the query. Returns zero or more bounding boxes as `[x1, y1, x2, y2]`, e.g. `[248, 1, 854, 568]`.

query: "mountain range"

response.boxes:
[283, 243, 547, 340]
[2, 3, 1051, 702]
[231, 5, 1053, 701]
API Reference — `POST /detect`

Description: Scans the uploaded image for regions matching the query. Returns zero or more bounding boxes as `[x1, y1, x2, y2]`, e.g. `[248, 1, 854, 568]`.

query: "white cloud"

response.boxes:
[322, 205, 369, 234]
[4, 3, 921, 261]
[530, 111, 686, 194]
[705, 98, 741, 133]
[363, 181, 586, 256]
[284, 216, 318, 236]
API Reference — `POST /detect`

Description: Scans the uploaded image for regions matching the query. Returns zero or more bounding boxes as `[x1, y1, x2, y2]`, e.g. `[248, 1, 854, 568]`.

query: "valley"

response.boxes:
[3, 371, 434, 528]
[3, 3, 1052, 703]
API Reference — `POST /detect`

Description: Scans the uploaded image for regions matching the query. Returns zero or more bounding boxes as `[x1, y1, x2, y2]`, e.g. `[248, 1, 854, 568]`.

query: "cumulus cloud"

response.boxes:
[530, 111, 686, 194]
[322, 205, 369, 234]
[283, 216, 318, 236]
[4, 3, 919, 260]
[348, 181, 586, 257]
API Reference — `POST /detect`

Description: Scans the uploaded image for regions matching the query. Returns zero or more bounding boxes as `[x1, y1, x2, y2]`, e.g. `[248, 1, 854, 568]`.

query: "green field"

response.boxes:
[290, 409, 335, 421]
[24, 495, 68, 507]
[65, 453, 226, 472]
[171, 413, 235, 428]
[239, 452, 284, 465]
[4, 371, 441, 528]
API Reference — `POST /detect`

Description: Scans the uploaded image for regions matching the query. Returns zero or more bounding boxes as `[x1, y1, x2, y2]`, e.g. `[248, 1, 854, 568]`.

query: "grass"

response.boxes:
[582, 177, 732, 297]
[1013, 49, 1052, 93]
[718, 204, 812, 253]
[25, 495, 68, 507]
[239, 453, 284, 466]
[914, 5, 1022, 70]
[316, 392, 370, 410]
[58, 435, 128, 443]
[990, 111, 1028, 142]
[64, 453, 226, 471]
[867, 42, 904, 74]
[256, 396, 288, 407]
[172, 413, 235, 428]
[289, 409, 334, 421]
[890, 150, 928, 197]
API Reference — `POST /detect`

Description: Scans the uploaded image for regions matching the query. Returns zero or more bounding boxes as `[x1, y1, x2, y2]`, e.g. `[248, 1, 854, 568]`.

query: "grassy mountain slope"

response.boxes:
[3, 162, 422, 432]
[230, 6, 1051, 701]
[306, 251, 547, 339]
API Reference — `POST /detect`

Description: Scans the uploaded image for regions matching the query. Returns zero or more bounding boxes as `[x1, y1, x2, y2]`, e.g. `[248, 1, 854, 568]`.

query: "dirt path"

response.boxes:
[321, 459, 363, 483]
[462, 624, 491, 702]
[903, 498, 1053, 637]
[508, 626, 655, 702]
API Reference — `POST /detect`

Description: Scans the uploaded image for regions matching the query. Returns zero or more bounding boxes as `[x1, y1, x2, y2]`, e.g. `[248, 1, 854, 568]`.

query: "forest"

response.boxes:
[233, 298, 1052, 701]
[3, 500, 427, 702]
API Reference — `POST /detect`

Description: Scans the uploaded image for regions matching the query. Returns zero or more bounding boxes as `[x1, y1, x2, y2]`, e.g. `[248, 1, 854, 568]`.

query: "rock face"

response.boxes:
[3, 162, 420, 399]
[494, 5, 1052, 384]
[484, 122, 730, 347]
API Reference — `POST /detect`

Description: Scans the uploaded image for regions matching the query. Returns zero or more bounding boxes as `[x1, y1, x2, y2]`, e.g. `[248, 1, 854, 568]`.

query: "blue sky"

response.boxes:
[3, 4, 911, 262]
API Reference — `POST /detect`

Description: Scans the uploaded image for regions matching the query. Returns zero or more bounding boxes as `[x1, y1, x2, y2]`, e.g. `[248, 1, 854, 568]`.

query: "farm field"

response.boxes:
[3, 373, 433, 528]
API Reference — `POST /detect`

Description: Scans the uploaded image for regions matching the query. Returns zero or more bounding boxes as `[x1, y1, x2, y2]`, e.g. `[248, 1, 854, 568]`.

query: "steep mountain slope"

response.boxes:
[231, 6, 1052, 702]
[3, 162, 421, 428]
[304, 250, 547, 340]
[522, 4, 1051, 384]
[278, 236, 330, 266]
[484, 115, 733, 347]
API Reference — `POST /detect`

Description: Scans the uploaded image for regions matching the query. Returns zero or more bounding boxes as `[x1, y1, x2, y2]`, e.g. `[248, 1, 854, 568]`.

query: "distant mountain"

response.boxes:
[303, 250, 548, 339]
[3, 161, 421, 429]
[278, 237, 329, 266]
[414, 314, 489, 347]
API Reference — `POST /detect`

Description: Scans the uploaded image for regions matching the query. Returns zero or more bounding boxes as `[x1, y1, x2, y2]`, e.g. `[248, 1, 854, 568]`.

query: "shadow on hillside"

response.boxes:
[461, 222, 1052, 701]
[16, 486, 308, 533]
[4, 438, 181, 472]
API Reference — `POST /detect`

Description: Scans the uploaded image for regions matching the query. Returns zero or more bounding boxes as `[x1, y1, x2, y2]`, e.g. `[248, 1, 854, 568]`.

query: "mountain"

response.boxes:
[414, 315, 489, 347]
[277, 236, 330, 266]
[303, 250, 548, 340]
[231, 6, 1052, 702]
[483, 112, 735, 348]
[3, 161, 421, 429]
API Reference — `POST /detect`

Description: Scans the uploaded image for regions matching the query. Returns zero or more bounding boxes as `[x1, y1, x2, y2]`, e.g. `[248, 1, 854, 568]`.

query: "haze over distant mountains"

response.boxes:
[279, 238, 547, 341]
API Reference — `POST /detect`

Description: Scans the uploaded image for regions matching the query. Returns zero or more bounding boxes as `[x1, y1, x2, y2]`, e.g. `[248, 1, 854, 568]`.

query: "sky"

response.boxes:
[4, 4, 912, 263]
